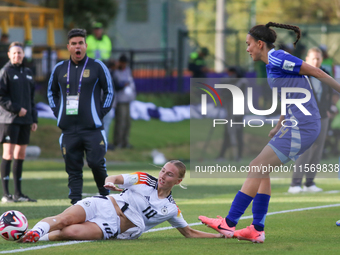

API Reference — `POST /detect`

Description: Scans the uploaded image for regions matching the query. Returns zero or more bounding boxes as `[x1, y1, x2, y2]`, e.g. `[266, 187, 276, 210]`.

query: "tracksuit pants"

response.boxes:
[59, 129, 109, 203]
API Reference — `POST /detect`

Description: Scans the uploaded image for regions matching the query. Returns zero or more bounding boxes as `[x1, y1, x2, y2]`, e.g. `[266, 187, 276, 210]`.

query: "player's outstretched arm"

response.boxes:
[104, 175, 124, 191]
[299, 61, 340, 93]
[177, 226, 224, 238]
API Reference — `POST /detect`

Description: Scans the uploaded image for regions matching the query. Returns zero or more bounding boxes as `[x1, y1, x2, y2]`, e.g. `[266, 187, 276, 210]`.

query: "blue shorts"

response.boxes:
[268, 119, 321, 164]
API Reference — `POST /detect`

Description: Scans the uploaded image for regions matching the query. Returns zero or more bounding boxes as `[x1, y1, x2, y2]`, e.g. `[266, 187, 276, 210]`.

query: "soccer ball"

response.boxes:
[0, 210, 28, 241]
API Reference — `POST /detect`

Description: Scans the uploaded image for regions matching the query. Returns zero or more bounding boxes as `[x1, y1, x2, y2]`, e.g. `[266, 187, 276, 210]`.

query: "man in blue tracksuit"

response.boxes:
[47, 28, 114, 204]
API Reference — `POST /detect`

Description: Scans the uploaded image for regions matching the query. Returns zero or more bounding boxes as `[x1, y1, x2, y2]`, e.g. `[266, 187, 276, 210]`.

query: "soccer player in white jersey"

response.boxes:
[199, 22, 340, 243]
[21, 160, 223, 242]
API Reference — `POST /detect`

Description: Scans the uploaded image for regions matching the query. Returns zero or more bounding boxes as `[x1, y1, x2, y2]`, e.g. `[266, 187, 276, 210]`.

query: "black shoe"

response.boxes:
[71, 199, 81, 205]
[1, 194, 15, 203]
[13, 194, 37, 202]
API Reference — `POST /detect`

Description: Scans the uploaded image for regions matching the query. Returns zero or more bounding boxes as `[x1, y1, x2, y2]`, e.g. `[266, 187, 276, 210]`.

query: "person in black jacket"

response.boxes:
[47, 29, 114, 205]
[288, 47, 334, 193]
[0, 41, 38, 203]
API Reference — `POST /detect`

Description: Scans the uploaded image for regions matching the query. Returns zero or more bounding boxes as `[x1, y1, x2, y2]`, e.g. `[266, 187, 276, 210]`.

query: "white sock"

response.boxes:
[38, 234, 50, 241]
[32, 222, 50, 237]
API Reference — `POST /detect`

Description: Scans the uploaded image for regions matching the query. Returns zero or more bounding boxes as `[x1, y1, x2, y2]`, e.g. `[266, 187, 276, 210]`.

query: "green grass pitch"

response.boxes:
[0, 161, 339, 255]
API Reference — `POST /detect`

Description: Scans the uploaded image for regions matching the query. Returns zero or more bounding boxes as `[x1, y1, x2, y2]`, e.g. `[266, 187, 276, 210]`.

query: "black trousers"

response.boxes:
[60, 129, 109, 202]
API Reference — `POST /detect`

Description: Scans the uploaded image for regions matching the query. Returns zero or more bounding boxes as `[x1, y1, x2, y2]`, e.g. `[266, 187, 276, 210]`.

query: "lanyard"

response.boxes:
[66, 57, 89, 96]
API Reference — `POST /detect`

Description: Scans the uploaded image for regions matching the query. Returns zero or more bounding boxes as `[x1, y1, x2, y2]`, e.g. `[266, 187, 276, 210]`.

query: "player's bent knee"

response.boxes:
[55, 215, 76, 229]
[59, 227, 80, 240]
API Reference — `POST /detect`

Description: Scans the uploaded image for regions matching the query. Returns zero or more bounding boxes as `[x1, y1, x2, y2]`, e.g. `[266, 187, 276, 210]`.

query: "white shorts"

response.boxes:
[109, 194, 145, 239]
[76, 196, 120, 240]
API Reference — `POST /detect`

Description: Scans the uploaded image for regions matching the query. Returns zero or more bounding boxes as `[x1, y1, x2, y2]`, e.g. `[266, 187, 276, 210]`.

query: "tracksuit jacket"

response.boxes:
[0, 61, 37, 125]
[47, 55, 114, 133]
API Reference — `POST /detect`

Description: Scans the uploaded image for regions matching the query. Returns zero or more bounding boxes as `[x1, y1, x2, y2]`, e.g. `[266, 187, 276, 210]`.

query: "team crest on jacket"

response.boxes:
[84, 69, 90, 78]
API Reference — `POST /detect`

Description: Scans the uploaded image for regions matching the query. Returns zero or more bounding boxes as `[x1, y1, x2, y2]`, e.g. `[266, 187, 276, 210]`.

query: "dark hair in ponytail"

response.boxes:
[266, 22, 301, 47]
[248, 22, 301, 48]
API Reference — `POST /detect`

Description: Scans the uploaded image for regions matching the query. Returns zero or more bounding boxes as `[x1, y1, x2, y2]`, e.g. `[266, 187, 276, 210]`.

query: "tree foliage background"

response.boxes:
[254, 0, 340, 24]
[39, 0, 118, 34]
[182, 0, 340, 67]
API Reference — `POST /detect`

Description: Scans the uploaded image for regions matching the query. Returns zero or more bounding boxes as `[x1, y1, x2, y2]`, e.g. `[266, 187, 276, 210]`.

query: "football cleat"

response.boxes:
[198, 215, 235, 238]
[233, 225, 265, 243]
[13, 194, 37, 202]
[1, 194, 15, 203]
[21, 230, 40, 243]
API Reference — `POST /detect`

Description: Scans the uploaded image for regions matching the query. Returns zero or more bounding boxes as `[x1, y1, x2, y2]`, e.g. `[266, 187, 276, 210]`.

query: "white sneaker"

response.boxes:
[1, 195, 15, 203]
[302, 185, 323, 192]
[288, 186, 303, 194]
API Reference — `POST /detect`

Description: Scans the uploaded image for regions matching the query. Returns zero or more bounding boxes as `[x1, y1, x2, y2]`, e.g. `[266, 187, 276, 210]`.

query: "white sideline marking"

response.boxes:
[2, 203, 340, 254]
[0, 241, 91, 254]
[324, 190, 340, 194]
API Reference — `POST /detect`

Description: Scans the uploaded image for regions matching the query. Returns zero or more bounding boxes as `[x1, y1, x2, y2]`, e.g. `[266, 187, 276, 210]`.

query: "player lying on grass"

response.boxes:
[21, 160, 223, 242]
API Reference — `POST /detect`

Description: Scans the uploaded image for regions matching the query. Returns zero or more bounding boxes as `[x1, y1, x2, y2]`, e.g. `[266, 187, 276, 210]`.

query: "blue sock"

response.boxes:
[226, 191, 254, 227]
[252, 193, 271, 231]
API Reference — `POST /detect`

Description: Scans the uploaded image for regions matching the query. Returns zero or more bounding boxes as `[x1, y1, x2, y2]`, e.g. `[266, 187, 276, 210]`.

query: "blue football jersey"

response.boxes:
[266, 49, 321, 121]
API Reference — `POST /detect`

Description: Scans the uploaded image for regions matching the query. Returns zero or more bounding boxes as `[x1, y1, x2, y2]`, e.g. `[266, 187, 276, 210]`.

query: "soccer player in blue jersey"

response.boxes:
[199, 22, 340, 243]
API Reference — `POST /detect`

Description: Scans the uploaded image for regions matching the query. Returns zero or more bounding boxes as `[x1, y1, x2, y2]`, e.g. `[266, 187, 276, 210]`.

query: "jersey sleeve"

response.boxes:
[270, 50, 303, 75]
[167, 206, 188, 229]
[118, 172, 157, 189]
[94, 59, 114, 118]
[47, 61, 64, 118]
[0, 68, 21, 114]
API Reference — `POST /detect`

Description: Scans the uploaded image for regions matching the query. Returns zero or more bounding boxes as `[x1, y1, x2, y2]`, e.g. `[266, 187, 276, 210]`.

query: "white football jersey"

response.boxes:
[110, 172, 188, 236]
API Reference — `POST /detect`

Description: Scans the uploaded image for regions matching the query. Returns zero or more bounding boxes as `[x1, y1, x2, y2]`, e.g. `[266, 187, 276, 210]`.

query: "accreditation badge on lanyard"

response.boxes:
[66, 95, 79, 115]
[66, 57, 89, 115]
